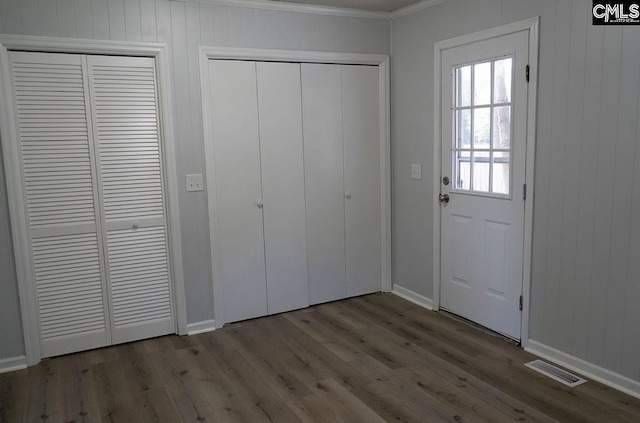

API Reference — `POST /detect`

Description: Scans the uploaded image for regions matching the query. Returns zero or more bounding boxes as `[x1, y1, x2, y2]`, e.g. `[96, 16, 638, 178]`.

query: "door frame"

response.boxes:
[432, 18, 539, 347]
[199, 47, 391, 328]
[0, 35, 187, 365]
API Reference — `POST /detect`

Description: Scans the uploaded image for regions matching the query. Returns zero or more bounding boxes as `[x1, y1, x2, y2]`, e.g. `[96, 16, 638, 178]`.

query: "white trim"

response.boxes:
[520, 19, 539, 350]
[176, 0, 450, 20]
[186, 319, 217, 336]
[392, 284, 434, 310]
[434, 18, 540, 51]
[526, 340, 640, 400]
[432, 25, 442, 313]
[0, 41, 40, 366]
[200, 46, 391, 327]
[0, 35, 170, 56]
[0, 35, 188, 366]
[199, 47, 388, 66]
[0, 356, 27, 374]
[380, 56, 392, 293]
[175, 0, 388, 19]
[432, 18, 539, 344]
[390, 0, 449, 20]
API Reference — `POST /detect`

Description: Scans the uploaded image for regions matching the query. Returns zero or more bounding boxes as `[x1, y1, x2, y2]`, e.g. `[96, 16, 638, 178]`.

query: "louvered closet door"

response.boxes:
[10, 52, 110, 357]
[87, 56, 174, 344]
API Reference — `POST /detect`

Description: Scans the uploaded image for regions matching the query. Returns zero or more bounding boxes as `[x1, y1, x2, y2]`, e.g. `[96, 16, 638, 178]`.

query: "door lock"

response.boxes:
[442, 176, 450, 186]
[439, 193, 450, 204]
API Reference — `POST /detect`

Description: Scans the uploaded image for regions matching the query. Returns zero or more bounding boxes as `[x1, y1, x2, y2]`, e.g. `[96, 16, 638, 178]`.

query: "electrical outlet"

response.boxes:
[411, 164, 422, 180]
[186, 174, 204, 192]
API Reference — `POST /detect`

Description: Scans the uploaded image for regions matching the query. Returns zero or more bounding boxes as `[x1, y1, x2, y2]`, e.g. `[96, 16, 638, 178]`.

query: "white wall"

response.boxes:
[0, 0, 389, 361]
[392, 0, 640, 383]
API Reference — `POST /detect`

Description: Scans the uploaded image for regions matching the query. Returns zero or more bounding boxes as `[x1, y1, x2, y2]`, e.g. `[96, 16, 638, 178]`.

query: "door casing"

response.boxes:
[433, 17, 539, 348]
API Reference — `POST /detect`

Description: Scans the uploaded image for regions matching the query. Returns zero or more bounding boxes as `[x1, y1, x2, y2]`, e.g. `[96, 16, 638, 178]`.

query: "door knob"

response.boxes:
[439, 194, 450, 204]
[345, 191, 352, 200]
[256, 199, 263, 208]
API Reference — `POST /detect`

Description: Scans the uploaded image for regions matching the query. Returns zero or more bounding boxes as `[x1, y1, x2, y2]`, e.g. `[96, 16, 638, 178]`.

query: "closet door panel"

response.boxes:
[342, 65, 381, 297]
[209, 60, 267, 323]
[301, 63, 347, 305]
[106, 226, 172, 342]
[10, 51, 110, 357]
[256, 62, 308, 315]
[88, 55, 174, 343]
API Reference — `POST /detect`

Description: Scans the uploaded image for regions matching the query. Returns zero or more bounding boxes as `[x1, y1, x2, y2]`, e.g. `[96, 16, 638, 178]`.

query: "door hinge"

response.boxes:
[523, 183, 527, 200]
[526, 65, 530, 82]
[519, 295, 524, 311]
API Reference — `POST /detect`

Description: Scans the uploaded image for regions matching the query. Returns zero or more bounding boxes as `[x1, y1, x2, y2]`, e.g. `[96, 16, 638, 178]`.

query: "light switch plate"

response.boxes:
[186, 174, 204, 192]
[411, 164, 422, 180]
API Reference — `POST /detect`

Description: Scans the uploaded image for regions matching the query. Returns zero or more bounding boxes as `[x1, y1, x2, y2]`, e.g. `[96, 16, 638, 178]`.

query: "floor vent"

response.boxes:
[525, 360, 587, 387]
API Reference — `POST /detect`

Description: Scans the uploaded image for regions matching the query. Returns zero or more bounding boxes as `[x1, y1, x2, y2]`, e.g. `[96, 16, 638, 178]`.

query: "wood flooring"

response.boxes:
[2, 293, 640, 422]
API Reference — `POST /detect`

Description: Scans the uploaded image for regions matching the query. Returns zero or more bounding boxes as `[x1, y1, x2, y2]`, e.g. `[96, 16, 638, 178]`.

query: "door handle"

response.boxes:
[439, 193, 450, 204]
[256, 199, 263, 208]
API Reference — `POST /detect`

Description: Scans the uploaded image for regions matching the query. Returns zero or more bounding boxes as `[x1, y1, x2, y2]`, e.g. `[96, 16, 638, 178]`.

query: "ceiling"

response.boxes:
[270, 0, 424, 13]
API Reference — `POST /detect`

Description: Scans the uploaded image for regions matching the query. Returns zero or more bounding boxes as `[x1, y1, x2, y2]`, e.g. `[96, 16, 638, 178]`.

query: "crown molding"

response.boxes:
[389, 0, 449, 19]
[173, 0, 449, 20]
[173, 0, 389, 19]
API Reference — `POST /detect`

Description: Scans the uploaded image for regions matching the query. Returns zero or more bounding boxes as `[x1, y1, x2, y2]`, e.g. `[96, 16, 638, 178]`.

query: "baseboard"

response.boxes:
[526, 340, 640, 400]
[0, 356, 27, 374]
[186, 319, 216, 336]
[391, 284, 434, 310]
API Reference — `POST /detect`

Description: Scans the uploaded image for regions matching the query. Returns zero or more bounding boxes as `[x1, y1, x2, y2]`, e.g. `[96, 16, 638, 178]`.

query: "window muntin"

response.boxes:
[453, 56, 513, 197]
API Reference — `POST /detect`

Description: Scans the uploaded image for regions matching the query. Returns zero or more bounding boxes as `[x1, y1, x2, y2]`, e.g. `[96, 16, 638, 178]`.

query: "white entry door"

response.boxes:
[440, 30, 529, 340]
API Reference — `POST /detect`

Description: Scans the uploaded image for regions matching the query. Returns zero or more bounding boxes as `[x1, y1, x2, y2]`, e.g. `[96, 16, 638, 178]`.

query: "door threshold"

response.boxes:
[438, 309, 521, 346]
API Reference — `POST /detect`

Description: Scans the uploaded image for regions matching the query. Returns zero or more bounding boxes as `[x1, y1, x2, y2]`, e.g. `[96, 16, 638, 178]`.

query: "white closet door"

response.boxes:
[10, 52, 110, 357]
[301, 63, 347, 305]
[342, 65, 381, 297]
[209, 60, 267, 323]
[87, 55, 174, 344]
[256, 62, 308, 315]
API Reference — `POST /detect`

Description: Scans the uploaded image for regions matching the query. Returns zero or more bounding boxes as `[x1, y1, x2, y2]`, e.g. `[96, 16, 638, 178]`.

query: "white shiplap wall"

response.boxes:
[0, 0, 390, 361]
[391, 0, 640, 383]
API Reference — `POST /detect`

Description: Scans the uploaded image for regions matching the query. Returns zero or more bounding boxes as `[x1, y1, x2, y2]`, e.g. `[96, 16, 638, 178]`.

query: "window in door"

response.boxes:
[453, 56, 513, 196]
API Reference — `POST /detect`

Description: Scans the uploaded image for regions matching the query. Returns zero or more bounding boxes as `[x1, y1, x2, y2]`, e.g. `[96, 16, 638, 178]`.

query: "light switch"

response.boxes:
[411, 164, 422, 180]
[186, 174, 204, 192]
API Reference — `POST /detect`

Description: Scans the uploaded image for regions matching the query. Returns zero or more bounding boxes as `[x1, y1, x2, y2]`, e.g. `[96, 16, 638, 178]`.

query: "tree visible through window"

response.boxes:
[453, 56, 513, 195]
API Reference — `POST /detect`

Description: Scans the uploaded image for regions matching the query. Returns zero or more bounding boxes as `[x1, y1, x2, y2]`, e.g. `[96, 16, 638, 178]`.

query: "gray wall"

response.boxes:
[0, 140, 24, 360]
[392, 0, 640, 382]
[0, 0, 390, 361]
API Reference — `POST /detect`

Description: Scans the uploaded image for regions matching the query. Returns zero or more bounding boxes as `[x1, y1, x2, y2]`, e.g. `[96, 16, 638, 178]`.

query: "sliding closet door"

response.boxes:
[342, 65, 381, 297]
[10, 52, 110, 357]
[256, 62, 309, 315]
[87, 56, 174, 344]
[301, 64, 347, 305]
[209, 60, 267, 323]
